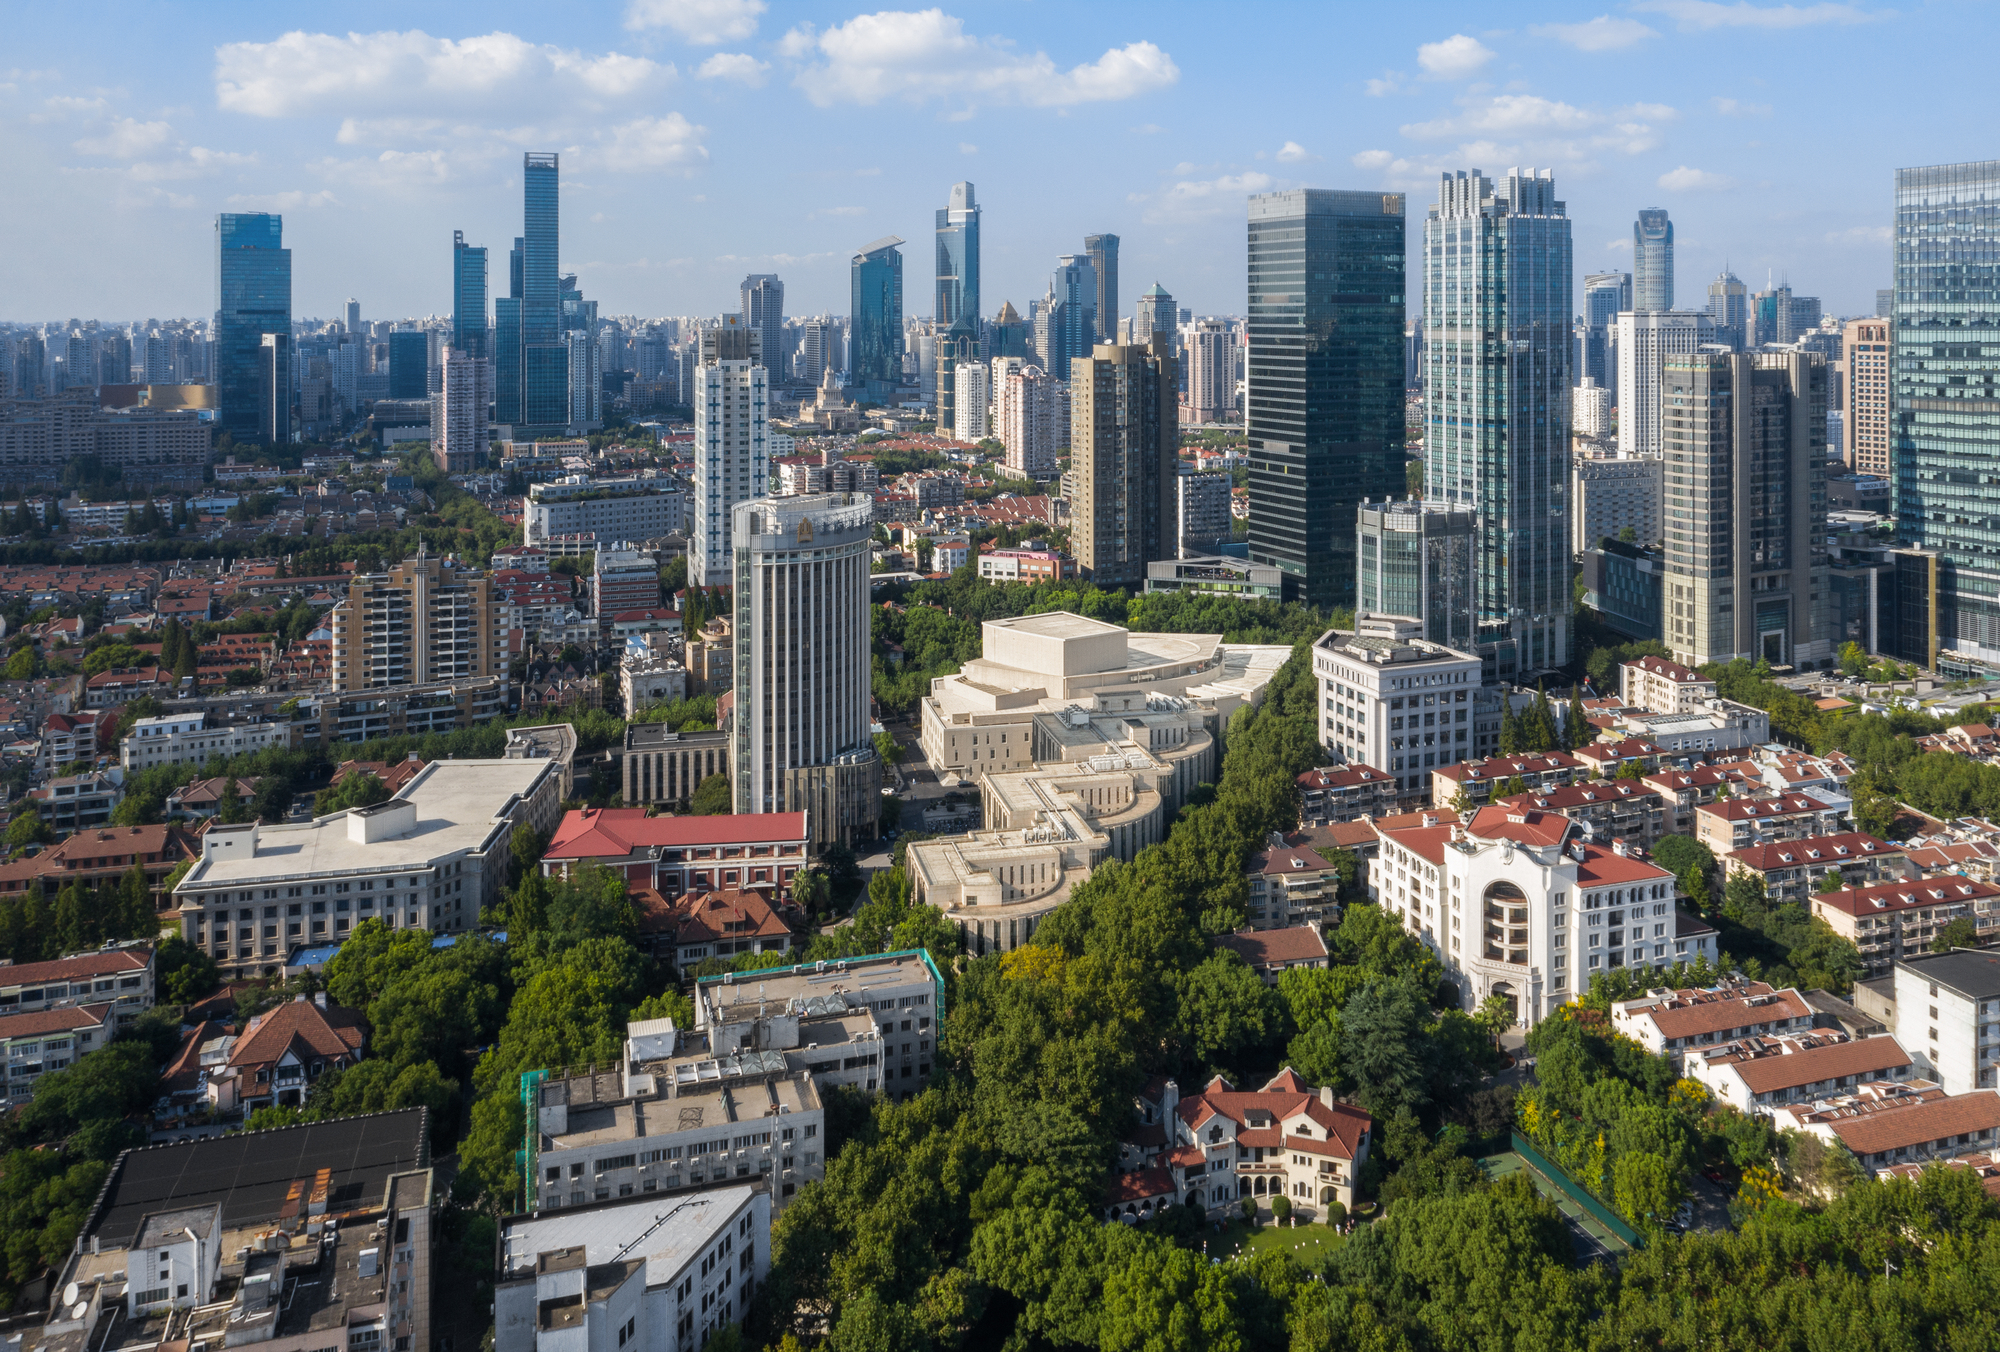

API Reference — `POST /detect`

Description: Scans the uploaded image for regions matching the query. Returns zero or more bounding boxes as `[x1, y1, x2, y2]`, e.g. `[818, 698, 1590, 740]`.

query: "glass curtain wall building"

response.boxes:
[453, 230, 488, 359]
[1634, 208, 1674, 311]
[1355, 500, 1477, 651]
[1423, 170, 1574, 677]
[1244, 188, 1407, 611]
[850, 237, 905, 401]
[935, 183, 979, 330]
[521, 153, 567, 428]
[215, 212, 291, 445]
[1893, 159, 2000, 664]
[387, 331, 428, 400]
[1707, 271, 1749, 352]
[740, 274, 783, 373]
[1085, 234, 1120, 342]
[1582, 272, 1630, 387]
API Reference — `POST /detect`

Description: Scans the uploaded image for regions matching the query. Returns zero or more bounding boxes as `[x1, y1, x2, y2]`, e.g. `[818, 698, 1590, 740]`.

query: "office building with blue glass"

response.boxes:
[215, 212, 291, 445]
[387, 331, 429, 400]
[935, 183, 979, 330]
[850, 236, 904, 401]
[453, 230, 488, 360]
[520, 153, 567, 429]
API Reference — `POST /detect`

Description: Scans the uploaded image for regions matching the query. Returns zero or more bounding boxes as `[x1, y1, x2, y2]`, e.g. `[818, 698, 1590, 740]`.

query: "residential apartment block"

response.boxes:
[329, 551, 507, 692]
[121, 711, 293, 771]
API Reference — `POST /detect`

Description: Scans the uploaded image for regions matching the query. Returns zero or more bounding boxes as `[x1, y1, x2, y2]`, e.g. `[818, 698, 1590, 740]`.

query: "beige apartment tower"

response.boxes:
[330, 548, 504, 691]
[1843, 318, 1891, 475]
[1661, 351, 1831, 670]
[1070, 338, 1178, 588]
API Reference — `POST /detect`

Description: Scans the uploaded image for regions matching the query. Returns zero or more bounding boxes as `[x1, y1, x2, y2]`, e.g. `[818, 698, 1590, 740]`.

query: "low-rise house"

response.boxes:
[1298, 809, 1460, 907]
[84, 666, 176, 708]
[1214, 927, 1330, 985]
[1610, 980, 1816, 1055]
[1727, 833, 1910, 904]
[1813, 878, 2000, 976]
[1642, 765, 1757, 835]
[1694, 793, 1843, 853]
[36, 709, 115, 773]
[541, 808, 811, 897]
[1297, 764, 1397, 825]
[1572, 737, 1666, 780]
[1876, 1148, 2000, 1193]
[27, 769, 124, 831]
[1246, 832, 1343, 929]
[1108, 1069, 1373, 1222]
[1772, 1079, 2000, 1175]
[165, 775, 262, 820]
[1682, 1030, 1914, 1115]
[205, 993, 365, 1112]
[638, 887, 800, 969]
[1494, 780, 1667, 848]
[0, 942, 153, 1025]
[0, 821, 198, 905]
[1429, 752, 1583, 810]
[0, 1001, 118, 1103]
[1621, 655, 1716, 715]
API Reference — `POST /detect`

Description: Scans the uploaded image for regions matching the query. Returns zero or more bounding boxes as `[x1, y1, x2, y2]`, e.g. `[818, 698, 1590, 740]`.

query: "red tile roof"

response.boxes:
[1467, 805, 1573, 848]
[1297, 764, 1391, 790]
[0, 1000, 115, 1040]
[1713, 1035, 1913, 1095]
[1621, 982, 1812, 1041]
[1696, 794, 1832, 823]
[645, 888, 797, 945]
[0, 945, 151, 989]
[1729, 833, 1902, 872]
[1624, 655, 1707, 684]
[1498, 781, 1663, 811]
[544, 807, 810, 861]
[228, 998, 365, 1073]
[1215, 927, 1330, 967]
[1248, 835, 1337, 876]
[1790, 1086, 2000, 1158]
[1813, 876, 2000, 918]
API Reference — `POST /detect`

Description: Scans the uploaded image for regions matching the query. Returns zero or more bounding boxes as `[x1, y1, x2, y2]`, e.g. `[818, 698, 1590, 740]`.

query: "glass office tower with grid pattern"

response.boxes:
[521, 153, 568, 428]
[1244, 188, 1407, 611]
[850, 236, 905, 402]
[453, 230, 488, 360]
[215, 212, 291, 445]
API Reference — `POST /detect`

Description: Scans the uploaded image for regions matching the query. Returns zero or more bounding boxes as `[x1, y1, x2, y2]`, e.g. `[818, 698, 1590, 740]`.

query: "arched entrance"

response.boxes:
[1489, 980, 1517, 1023]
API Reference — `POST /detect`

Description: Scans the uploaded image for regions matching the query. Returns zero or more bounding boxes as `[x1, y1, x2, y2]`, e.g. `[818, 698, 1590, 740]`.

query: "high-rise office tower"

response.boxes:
[492, 297, 522, 426]
[996, 360, 1058, 479]
[850, 237, 904, 401]
[98, 333, 131, 385]
[1634, 208, 1674, 311]
[329, 548, 502, 691]
[345, 299, 361, 336]
[1135, 282, 1176, 354]
[952, 359, 990, 442]
[988, 301, 1031, 363]
[432, 347, 491, 473]
[565, 330, 602, 430]
[387, 331, 428, 400]
[142, 334, 169, 384]
[935, 182, 979, 331]
[1660, 351, 1829, 668]
[215, 213, 291, 445]
[1184, 319, 1235, 424]
[1842, 318, 1890, 475]
[1893, 159, 2000, 665]
[1875, 288, 1894, 320]
[1038, 255, 1099, 382]
[1750, 282, 1817, 347]
[1176, 468, 1231, 558]
[1707, 271, 1749, 351]
[1249, 188, 1406, 611]
[1582, 272, 1631, 387]
[1423, 170, 1573, 675]
[258, 333, 292, 445]
[796, 319, 832, 386]
[1084, 233, 1119, 342]
[936, 318, 977, 436]
[730, 492, 880, 846]
[521, 152, 568, 428]
[453, 231, 488, 360]
[1355, 500, 1477, 651]
[63, 333, 95, 391]
[740, 274, 784, 377]
[1070, 339, 1178, 587]
[1616, 309, 1713, 457]
[690, 320, 769, 588]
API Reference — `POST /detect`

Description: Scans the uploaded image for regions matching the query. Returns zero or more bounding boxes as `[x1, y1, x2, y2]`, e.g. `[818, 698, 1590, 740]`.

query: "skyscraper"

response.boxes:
[565, 329, 602, 430]
[690, 320, 769, 588]
[1842, 317, 1890, 475]
[387, 331, 429, 400]
[1892, 159, 2000, 665]
[1355, 500, 1477, 651]
[1661, 351, 1829, 668]
[1070, 339, 1180, 587]
[952, 359, 990, 442]
[1707, 271, 1749, 351]
[1084, 233, 1120, 342]
[215, 213, 291, 445]
[996, 360, 1058, 479]
[935, 182, 979, 330]
[988, 301, 1031, 362]
[1135, 283, 1176, 353]
[1423, 170, 1573, 676]
[1184, 320, 1235, 424]
[1582, 273, 1631, 387]
[936, 318, 977, 436]
[1616, 309, 1713, 457]
[730, 492, 880, 847]
[258, 333, 292, 446]
[453, 231, 488, 360]
[740, 274, 784, 376]
[1634, 208, 1674, 311]
[850, 237, 904, 401]
[1247, 188, 1406, 610]
[521, 152, 567, 428]
[345, 299, 361, 336]
[1036, 255, 1098, 380]
[432, 346, 491, 473]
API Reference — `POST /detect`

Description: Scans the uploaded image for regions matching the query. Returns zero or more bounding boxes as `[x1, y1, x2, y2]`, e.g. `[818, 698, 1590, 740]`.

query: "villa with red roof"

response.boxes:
[1108, 1069, 1373, 1224]
[541, 807, 811, 897]
[1372, 803, 1713, 1027]
[1621, 655, 1716, 715]
[1725, 832, 1909, 905]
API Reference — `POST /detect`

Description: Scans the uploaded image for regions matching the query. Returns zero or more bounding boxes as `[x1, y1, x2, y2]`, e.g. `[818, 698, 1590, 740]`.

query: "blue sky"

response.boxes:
[1, 0, 1979, 325]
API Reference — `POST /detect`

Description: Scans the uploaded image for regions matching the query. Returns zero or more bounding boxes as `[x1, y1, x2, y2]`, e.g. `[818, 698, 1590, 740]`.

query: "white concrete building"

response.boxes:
[173, 759, 564, 972]
[1682, 1030, 1914, 1116]
[1572, 377, 1612, 439]
[690, 324, 769, 587]
[1572, 453, 1663, 553]
[621, 643, 690, 719]
[1890, 948, 2000, 1092]
[1620, 655, 1716, 715]
[496, 1185, 768, 1352]
[122, 713, 293, 772]
[525, 477, 685, 548]
[1183, 319, 1236, 423]
[952, 359, 990, 442]
[1314, 617, 1483, 802]
[1610, 980, 1814, 1055]
[1616, 309, 1713, 457]
[996, 359, 1059, 479]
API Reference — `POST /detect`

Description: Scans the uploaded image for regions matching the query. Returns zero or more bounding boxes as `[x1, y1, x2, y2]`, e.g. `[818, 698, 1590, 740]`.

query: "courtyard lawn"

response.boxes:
[1203, 1218, 1346, 1266]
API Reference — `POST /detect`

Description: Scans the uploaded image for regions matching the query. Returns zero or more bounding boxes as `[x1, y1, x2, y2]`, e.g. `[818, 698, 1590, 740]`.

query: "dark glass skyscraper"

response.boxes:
[935, 182, 979, 329]
[387, 331, 428, 399]
[1424, 170, 1574, 676]
[521, 153, 567, 427]
[215, 212, 291, 444]
[1582, 271, 1631, 386]
[740, 274, 783, 371]
[1085, 233, 1119, 342]
[1893, 159, 2000, 665]
[850, 237, 904, 400]
[1245, 189, 1406, 611]
[453, 230, 488, 359]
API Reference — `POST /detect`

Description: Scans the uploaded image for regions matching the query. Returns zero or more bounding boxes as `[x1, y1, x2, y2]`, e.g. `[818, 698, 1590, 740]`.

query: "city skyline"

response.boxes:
[1, 1, 1951, 324]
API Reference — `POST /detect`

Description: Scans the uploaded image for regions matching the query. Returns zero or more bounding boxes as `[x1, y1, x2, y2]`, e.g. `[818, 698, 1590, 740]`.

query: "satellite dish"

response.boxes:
[63, 1282, 80, 1306]
[70, 1302, 88, 1320]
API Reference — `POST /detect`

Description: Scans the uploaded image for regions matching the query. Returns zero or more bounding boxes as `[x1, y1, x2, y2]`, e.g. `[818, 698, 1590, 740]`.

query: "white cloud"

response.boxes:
[1634, 0, 1883, 27]
[1416, 34, 1494, 79]
[1530, 16, 1660, 49]
[127, 145, 258, 181]
[1396, 95, 1677, 165]
[226, 189, 339, 210]
[1711, 96, 1772, 116]
[580, 113, 709, 173]
[958, 141, 977, 154]
[72, 117, 172, 157]
[1365, 71, 1407, 96]
[787, 10, 1178, 108]
[1658, 165, 1734, 190]
[1403, 94, 1600, 138]
[696, 52, 770, 85]
[1827, 224, 1892, 244]
[1352, 149, 1395, 170]
[1275, 140, 1311, 162]
[213, 30, 669, 119]
[624, 0, 766, 43]
[1138, 170, 1275, 223]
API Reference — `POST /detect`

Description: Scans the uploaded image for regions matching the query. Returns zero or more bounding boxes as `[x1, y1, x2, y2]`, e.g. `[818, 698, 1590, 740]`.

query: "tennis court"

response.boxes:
[1481, 1150, 1631, 1260]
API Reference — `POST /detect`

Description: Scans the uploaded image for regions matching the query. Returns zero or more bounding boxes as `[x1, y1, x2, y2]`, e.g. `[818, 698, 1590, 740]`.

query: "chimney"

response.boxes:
[314, 991, 326, 1009]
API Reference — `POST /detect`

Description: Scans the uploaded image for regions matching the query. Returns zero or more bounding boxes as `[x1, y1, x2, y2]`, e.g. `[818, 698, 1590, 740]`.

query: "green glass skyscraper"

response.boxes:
[1245, 188, 1407, 611]
[453, 229, 488, 359]
[521, 153, 567, 428]
[215, 212, 291, 445]
[851, 236, 904, 401]
[935, 182, 979, 329]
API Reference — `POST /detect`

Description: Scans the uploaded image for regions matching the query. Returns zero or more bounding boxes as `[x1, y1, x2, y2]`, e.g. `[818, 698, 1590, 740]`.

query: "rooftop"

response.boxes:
[500, 1185, 759, 1286]
[544, 807, 809, 861]
[1894, 947, 2000, 1000]
[1215, 927, 1330, 967]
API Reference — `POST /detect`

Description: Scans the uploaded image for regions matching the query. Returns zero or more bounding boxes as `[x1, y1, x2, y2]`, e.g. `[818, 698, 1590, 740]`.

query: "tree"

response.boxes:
[1839, 641, 1869, 677]
[5, 809, 52, 851]
[218, 776, 246, 825]
[1270, 1194, 1292, 1224]
[1340, 979, 1431, 1119]
[1611, 1151, 1685, 1232]
[3, 648, 34, 681]
[314, 771, 391, 817]
[1933, 916, 1980, 953]
[1565, 690, 1596, 749]
[1474, 993, 1513, 1043]
[690, 774, 731, 815]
